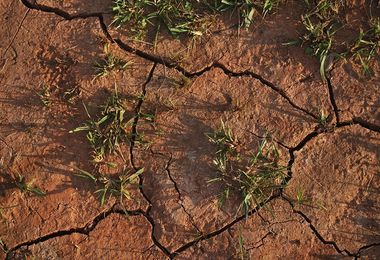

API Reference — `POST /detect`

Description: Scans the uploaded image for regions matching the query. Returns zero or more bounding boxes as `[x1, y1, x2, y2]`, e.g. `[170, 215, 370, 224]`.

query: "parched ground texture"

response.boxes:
[0, 0, 379, 259]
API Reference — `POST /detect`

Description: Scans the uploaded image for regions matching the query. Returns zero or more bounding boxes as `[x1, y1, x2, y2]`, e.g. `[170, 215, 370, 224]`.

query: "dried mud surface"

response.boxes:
[0, 0, 379, 259]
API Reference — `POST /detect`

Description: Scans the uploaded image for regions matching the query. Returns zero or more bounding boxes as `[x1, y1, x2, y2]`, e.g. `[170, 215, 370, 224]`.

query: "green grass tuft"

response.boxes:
[76, 168, 144, 206]
[111, 0, 280, 39]
[15, 173, 46, 197]
[70, 90, 134, 162]
[94, 44, 132, 79]
[351, 18, 380, 76]
[207, 121, 287, 216]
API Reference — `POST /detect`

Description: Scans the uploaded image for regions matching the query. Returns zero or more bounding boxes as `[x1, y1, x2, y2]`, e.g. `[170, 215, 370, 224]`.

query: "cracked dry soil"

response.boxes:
[0, 0, 379, 259]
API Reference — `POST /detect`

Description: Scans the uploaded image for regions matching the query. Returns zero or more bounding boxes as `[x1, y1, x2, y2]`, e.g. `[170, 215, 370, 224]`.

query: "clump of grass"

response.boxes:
[296, 1, 379, 78]
[71, 89, 155, 161]
[76, 168, 144, 206]
[207, 0, 281, 28]
[351, 18, 380, 76]
[206, 120, 239, 173]
[286, 0, 342, 81]
[94, 44, 132, 79]
[207, 0, 257, 29]
[70, 90, 134, 162]
[111, 0, 280, 39]
[112, 0, 204, 38]
[207, 121, 286, 215]
[15, 174, 46, 197]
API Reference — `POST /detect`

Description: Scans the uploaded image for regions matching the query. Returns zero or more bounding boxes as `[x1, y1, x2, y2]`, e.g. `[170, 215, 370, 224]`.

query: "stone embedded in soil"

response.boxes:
[286, 124, 380, 253]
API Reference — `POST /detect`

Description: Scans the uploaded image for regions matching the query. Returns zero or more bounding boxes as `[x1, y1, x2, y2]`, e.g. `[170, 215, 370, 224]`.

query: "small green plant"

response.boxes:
[351, 18, 380, 76]
[133, 131, 153, 149]
[111, 0, 280, 40]
[207, 0, 280, 28]
[262, 0, 278, 17]
[294, 186, 311, 205]
[237, 229, 249, 260]
[285, 186, 326, 210]
[160, 96, 178, 111]
[300, 17, 337, 81]
[70, 90, 134, 162]
[286, 0, 342, 81]
[15, 174, 46, 196]
[70, 90, 154, 161]
[207, 122, 286, 215]
[36, 84, 52, 106]
[0, 238, 7, 253]
[317, 109, 332, 127]
[112, 0, 204, 38]
[206, 120, 239, 174]
[76, 168, 144, 206]
[208, 0, 256, 29]
[94, 44, 132, 79]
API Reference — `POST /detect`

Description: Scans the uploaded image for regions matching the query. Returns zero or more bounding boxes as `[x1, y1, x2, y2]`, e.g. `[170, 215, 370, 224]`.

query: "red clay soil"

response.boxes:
[0, 0, 379, 259]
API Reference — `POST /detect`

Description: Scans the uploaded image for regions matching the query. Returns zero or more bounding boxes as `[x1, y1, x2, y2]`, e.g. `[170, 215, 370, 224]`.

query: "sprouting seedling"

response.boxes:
[319, 109, 327, 124]
[112, 0, 202, 38]
[207, 0, 257, 29]
[237, 140, 287, 217]
[15, 174, 46, 197]
[63, 86, 81, 103]
[295, 186, 309, 205]
[76, 168, 144, 206]
[285, 185, 326, 209]
[237, 228, 248, 260]
[317, 109, 332, 127]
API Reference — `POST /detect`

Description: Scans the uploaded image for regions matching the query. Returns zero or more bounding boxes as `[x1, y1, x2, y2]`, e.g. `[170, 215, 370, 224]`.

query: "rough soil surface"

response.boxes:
[0, 0, 379, 259]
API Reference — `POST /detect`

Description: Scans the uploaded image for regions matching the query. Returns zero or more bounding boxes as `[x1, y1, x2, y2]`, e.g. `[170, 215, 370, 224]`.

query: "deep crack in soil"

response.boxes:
[164, 155, 203, 236]
[5, 204, 145, 259]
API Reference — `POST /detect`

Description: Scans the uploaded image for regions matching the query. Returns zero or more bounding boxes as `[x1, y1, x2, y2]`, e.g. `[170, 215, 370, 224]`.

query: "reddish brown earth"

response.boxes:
[0, 0, 379, 259]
